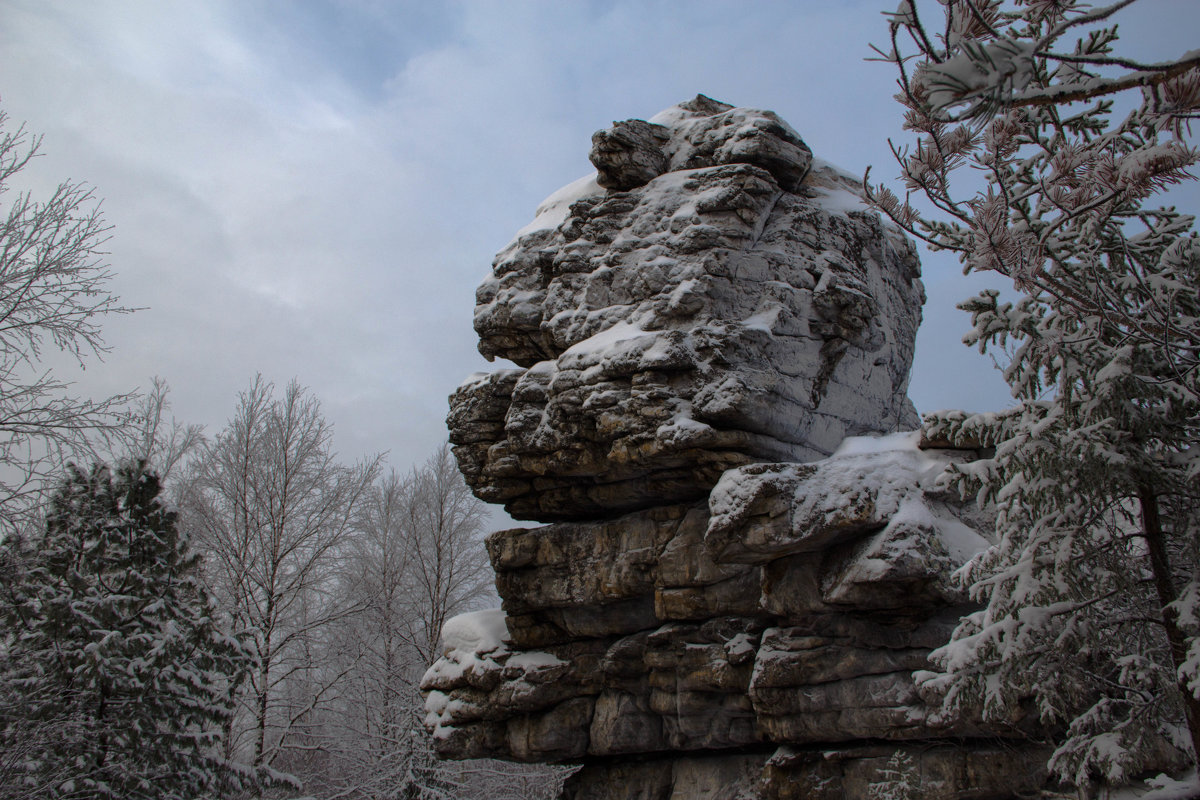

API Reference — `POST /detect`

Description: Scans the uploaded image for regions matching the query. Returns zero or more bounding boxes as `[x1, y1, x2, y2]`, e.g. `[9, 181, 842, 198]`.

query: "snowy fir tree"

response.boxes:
[867, 0, 1200, 790]
[0, 460, 257, 799]
[866, 750, 918, 800]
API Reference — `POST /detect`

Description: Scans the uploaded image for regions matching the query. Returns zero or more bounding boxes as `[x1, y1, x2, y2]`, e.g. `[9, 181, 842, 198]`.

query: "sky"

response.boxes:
[0, 0, 1197, 478]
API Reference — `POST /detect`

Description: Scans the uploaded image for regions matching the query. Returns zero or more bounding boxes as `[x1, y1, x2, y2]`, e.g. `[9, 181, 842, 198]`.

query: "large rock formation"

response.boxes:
[450, 95, 922, 521]
[426, 97, 1049, 799]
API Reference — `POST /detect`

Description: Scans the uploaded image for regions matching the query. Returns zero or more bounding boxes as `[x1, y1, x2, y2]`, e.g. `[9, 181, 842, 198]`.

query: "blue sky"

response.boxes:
[0, 0, 1196, 474]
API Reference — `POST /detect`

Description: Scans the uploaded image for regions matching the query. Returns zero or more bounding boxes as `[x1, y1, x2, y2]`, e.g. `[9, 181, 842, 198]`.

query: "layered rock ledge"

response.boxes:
[428, 97, 1050, 799]
[428, 438, 1003, 732]
[424, 435, 1048, 796]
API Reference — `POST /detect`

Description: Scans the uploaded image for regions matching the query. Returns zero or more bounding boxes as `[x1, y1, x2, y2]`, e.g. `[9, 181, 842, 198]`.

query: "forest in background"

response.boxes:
[0, 112, 563, 797]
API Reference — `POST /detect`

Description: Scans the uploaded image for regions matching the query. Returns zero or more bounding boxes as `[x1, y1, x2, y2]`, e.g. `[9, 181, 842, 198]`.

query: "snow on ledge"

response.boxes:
[421, 607, 576, 740]
[456, 368, 525, 392]
[505, 651, 567, 670]
[563, 319, 646, 351]
[832, 430, 922, 457]
[1113, 771, 1200, 800]
[514, 173, 604, 239]
[708, 430, 990, 568]
[441, 608, 511, 655]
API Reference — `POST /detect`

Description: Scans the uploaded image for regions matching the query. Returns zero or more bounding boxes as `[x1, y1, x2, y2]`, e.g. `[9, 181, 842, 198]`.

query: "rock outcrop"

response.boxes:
[450, 95, 923, 522]
[426, 97, 1049, 799]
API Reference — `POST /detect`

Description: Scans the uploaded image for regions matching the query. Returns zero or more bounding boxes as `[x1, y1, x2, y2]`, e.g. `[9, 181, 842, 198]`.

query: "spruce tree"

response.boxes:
[0, 461, 254, 799]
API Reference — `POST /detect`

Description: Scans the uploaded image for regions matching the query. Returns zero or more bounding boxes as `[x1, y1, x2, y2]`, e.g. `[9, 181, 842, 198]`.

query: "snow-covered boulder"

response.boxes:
[707, 431, 987, 610]
[449, 95, 923, 521]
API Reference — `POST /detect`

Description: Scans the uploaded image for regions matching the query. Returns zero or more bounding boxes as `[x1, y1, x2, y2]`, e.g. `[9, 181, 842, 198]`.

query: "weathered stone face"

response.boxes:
[427, 97, 1052, 800]
[449, 95, 923, 521]
[551, 745, 1051, 800]
[588, 95, 813, 193]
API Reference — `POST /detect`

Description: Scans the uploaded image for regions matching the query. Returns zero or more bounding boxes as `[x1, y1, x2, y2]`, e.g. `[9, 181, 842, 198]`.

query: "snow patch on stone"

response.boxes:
[514, 173, 603, 238]
[1115, 771, 1200, 799]
[833, 430, 921, 457]
[505, 651, 567, 670]
[708, 432, 988, 571]
[441, 608, 511, 655]
[560, 320, 649, 359]
[810, 185, 871, 215]
[457, 370, 510, 390]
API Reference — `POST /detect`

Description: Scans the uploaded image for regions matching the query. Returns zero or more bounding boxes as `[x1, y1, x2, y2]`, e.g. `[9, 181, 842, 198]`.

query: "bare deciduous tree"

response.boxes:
[303, 445, 495, 798]
[179, 375, 379, 777]
[398, 444, 493, 665]
[126, 377, 203, 482]
[0, 109, 133, 534]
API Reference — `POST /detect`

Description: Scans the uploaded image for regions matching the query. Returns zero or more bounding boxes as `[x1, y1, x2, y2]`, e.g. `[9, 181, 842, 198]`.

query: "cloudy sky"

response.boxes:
[0, 0, 1196, 475]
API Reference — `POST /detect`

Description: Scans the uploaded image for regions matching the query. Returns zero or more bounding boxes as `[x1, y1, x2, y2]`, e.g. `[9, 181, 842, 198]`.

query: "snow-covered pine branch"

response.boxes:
[0, 461, 260, 799]
[885, 1, 1200, 123]
[871, 1, 1200, 792]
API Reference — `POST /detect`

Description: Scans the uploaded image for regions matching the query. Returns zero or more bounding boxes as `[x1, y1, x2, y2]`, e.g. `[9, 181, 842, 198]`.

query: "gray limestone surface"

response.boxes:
[426, 97, 1052, 800]
[449, 95, 923, 521]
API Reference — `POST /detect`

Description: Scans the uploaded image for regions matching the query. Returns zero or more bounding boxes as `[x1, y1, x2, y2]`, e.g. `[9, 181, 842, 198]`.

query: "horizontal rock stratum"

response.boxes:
[429, 97, 1050, 799]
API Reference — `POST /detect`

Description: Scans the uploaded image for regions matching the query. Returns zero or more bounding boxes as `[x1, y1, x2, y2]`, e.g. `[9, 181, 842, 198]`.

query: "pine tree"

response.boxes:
[0, 461, 255, 799]
[866, 0, 1200, 790]
[867, 750, 918, 800]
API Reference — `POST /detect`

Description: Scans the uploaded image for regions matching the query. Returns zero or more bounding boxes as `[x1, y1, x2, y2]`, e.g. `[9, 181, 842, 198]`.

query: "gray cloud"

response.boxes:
[0, 0, 1194, 475]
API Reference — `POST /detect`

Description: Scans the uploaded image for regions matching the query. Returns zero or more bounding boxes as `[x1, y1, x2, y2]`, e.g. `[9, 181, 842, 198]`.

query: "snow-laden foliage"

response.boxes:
[866, 750, 919, 800]
[869, 0, 1200, 790]
[0, 461, 256, 799]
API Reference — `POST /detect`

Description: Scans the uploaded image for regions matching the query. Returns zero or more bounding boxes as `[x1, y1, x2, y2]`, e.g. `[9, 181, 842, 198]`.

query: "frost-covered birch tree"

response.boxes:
[867, 0, 1200, 789]
[278, 444, 569, 800]
[0, 109, 134, 535]
[179, 376, 379, 780]
[393, 444, 493, 666]
[301, 447, 493, 798]
[126, 377, 204, 483]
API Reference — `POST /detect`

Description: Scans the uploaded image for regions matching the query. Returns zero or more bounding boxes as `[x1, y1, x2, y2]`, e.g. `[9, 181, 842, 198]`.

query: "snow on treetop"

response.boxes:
[924, 39, 1037, 113]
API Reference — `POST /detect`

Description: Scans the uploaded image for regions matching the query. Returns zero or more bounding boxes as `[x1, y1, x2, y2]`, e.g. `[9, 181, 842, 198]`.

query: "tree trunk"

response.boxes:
[1139, 484, 1200, 765]
[254, 657, 270, 767]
